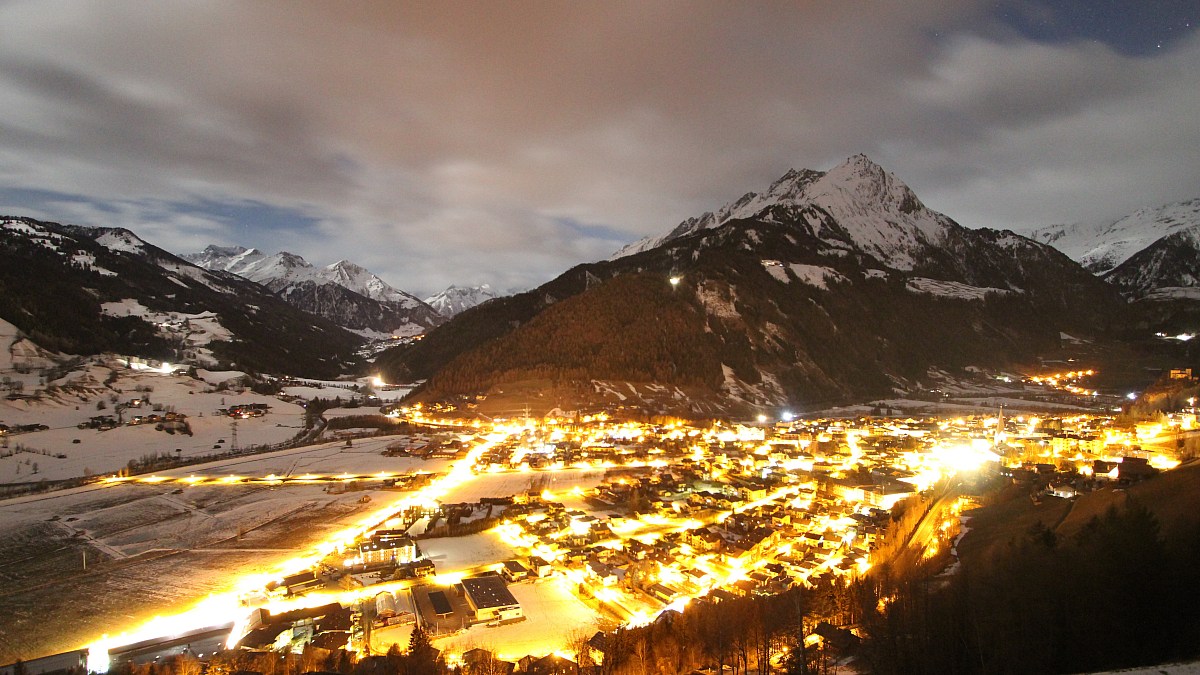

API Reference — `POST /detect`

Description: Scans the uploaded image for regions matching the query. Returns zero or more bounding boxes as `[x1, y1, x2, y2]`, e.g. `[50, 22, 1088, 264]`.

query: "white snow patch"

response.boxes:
[788, 263, 845, 290]
[762, 260, 790, 283]
[96, 230, 146, 254]
[1144, 286, 1200, 301]
[100, 300, 232, 362]
[906, 278, 1012, 301]
[420, 532, 514, 570]
[196, 369, 247, 386]
[70, 252, 117, 276]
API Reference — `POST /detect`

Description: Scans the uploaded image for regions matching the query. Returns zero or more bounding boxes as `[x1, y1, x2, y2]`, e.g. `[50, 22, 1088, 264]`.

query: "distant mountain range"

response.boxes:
[183, 246, 442, 335]
[424, 284, 500, 318]
[0, 217, 362, 377]
[5, 159, 1195, 408]
[378, 155, 1123, 413]
[1024, 199, 1200, 275]
[1022, 198, 1200, 301]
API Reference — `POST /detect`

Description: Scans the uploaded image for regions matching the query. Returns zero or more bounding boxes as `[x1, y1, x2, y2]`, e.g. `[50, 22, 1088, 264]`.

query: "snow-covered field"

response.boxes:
[440, 577, 601, 660]
[420, 532, 515, 571]
[1, 363, 310, 483]
[0, 433, 450, 663]
[0, 339, 439, 485]
[440, 468, 606, 503]
[0, 425, 603, 663]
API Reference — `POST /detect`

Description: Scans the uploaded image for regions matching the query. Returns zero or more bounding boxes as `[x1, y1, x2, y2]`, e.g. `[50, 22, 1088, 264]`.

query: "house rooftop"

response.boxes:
[462, 573, 520, 610]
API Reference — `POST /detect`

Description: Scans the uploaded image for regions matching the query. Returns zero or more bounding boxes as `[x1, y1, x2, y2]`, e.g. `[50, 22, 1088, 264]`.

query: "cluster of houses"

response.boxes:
[220, 403, 270, 419]
[246, 409, 1186, 669]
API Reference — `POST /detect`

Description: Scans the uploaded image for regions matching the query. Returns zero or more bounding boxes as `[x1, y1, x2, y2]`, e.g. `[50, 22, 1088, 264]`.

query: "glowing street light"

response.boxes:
[669, 276, 681, 287]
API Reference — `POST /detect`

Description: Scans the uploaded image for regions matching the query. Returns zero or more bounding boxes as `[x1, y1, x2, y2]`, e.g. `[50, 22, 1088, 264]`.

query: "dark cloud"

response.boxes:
[0, 1, 1197, 296]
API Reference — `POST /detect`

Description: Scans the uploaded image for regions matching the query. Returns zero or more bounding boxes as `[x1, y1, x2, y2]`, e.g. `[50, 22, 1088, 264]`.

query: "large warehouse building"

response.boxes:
[460, 574, 523, 623]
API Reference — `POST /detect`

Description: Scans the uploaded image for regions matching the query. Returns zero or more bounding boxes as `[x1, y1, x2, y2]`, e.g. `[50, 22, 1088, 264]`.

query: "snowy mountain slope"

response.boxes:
[321, 260, 425, 307]
[184, 245, 441, 332]
[185, 246, 314, 285]
[1023, 198, 1200, 274]
[1103, 225, 1200, 299]
[0, 216, 362, 377]
[424, 284, 500, 317]
[613, 154, 955, 270]
[382, 158, 1120, 412]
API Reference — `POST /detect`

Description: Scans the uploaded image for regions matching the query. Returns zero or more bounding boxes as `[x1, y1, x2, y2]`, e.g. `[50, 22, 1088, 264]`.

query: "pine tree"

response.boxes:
[407, 626, 437, 675]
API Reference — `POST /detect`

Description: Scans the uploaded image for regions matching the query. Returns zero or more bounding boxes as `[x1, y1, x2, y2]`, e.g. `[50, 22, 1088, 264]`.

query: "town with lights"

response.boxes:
[50, 374, 1195, 675]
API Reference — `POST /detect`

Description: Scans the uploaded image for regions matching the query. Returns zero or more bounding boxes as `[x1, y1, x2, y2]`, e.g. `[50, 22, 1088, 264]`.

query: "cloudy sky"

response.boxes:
[0, 1, 1197, 297]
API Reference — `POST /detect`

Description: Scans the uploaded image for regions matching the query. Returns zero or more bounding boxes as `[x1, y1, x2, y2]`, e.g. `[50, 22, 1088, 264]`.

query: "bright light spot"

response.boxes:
[87, 646, 109, 674]
[1127, 392, 1138, 401]
[669, 276, 681, 286]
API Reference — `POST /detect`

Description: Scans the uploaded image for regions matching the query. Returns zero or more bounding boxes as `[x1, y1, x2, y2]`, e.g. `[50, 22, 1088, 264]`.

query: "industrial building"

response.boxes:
[460, 573, 523, 623]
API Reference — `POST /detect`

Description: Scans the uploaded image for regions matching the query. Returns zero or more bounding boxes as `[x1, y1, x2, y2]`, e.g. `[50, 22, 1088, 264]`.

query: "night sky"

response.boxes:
[0, 1, 1196, 296]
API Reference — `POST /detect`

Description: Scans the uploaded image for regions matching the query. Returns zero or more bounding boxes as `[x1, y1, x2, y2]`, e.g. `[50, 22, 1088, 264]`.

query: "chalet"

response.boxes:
[1093, 460, 1119, 480]
[462, 648, 515, 675]
[646, 582, 681, 603]
[587, 560, 625, 586]
[518, 654, 575, 675]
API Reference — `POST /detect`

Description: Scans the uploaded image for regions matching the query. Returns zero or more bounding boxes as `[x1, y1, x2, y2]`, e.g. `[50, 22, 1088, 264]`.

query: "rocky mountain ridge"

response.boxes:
[0, 217, 363, 377]
[184, 246, 441, 335]
[424, 284, 501, 318]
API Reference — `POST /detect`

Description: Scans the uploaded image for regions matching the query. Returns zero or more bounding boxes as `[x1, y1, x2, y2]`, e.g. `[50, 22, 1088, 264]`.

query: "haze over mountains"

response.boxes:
[3, 155, 1198, 408]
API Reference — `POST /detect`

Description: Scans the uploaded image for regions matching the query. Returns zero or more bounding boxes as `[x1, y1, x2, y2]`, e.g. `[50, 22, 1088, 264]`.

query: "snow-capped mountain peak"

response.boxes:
[183, 244, 442, 332]
[425, 284, 499, 317]
[1023, 198, 1200, 274]
[318, 259, 420, 307]
[611, 154, 952, 269]
[95, 228, 149, 255]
